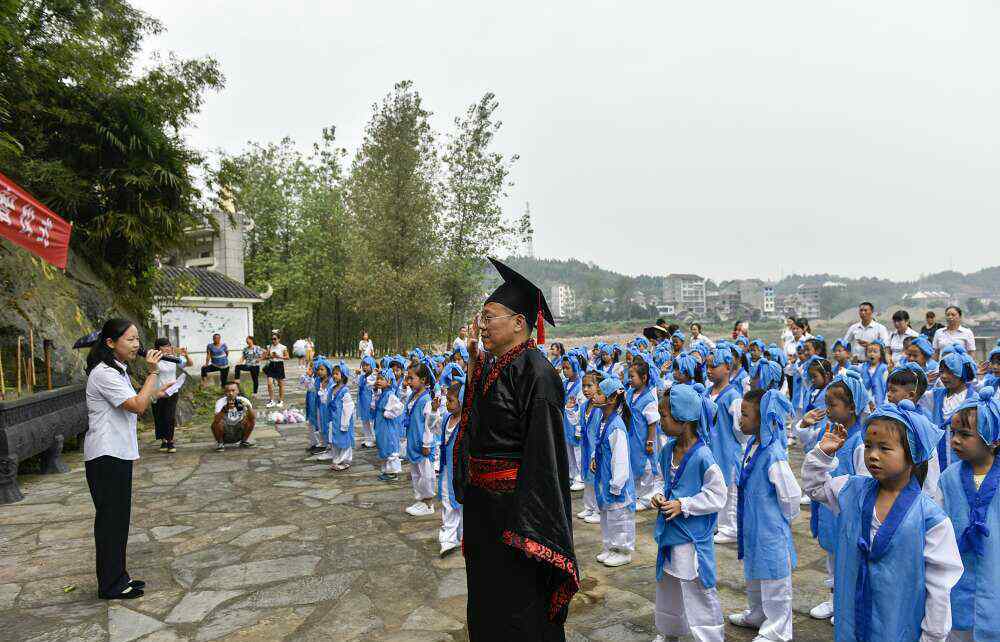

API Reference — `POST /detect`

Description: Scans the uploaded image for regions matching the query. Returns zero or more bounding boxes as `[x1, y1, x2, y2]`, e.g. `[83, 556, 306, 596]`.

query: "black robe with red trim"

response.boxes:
[454, 339, 579, 640]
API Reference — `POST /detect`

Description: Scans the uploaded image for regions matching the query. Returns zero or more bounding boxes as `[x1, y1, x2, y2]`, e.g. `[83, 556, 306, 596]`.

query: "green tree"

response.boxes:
[0, 0, 223, 313]
[439, 92, 519, 338]
[346, 81, 443, 352]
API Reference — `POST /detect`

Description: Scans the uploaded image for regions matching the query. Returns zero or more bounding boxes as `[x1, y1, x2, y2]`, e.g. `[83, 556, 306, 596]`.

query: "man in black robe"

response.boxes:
[453, 258, 579, 641]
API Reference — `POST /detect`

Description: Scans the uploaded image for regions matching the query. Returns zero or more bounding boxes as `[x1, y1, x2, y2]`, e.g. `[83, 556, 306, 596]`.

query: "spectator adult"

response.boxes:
[200, 333, 229, 388]
[932, 305, 976, 357]
[452, 326, 468, 353]
[689, 322, 715, 348]
[731, 319, 749, 340]
[921, 310, 944, 341]
[358, 331, 374, 358]
[780, 316, 796, 350]
[887, 310, 919, 366]
[843, 302, 890, 362]
[642, 318, 671, 346]
[263, 332, 289, 408]
[212, 380, 255, 451]
[84, 319, 165, 599]
[234, 336, 263, 396]
[151, 337, 187, 453]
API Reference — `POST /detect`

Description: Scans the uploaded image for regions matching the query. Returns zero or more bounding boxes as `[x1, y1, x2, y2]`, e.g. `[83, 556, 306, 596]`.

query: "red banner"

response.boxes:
[0, 171, 72, 269]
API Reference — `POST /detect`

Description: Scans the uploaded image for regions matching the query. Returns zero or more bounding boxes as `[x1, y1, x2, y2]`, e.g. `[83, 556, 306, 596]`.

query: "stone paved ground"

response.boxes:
[0, 363, 835, 641]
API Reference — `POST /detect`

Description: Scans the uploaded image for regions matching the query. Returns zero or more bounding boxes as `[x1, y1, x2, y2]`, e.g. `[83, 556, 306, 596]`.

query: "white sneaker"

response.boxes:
[275, 400, 284, 408]
[440, 541, 459, 557]
[800, 494, 812, 505]
[596, 549, 611, 563]
[410, 502, 434, 517]
[830, 616, 835, 626]
[727, 610, 762, 629]
[584, 512, 602, 524]
[316, 451, 334, 461]
[569, 480, 585, 492]
[265, 400, 276, 408]
[713, 532, 737, 544]
[602, 551, 631, 567]
[576, 508, 592, 519]
[405, 502, 423, 516]
[809, 600, 834, 619]
[635, 501, 649, 512]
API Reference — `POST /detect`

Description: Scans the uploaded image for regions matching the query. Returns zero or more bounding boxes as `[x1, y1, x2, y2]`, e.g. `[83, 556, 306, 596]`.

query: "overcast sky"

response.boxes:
[135, 0, 999, 283]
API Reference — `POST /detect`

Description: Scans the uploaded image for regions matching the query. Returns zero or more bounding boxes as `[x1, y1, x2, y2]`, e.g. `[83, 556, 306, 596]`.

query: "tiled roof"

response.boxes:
[157, 267, 262, 301]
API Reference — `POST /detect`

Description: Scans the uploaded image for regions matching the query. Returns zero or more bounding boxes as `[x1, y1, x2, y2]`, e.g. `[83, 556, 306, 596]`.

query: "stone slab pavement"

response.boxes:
[0, 363, 836, 641]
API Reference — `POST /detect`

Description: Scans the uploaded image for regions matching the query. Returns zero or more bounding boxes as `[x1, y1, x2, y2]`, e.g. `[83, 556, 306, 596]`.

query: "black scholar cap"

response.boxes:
[485, 257, 555, 342]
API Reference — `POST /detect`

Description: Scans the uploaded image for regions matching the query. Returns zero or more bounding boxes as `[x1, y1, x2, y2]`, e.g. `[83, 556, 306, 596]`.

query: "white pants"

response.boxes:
[439, 502, 463, 547]
[567, 444, 582, 482]
[381, 453, 401, 474]
[824, 552, 835, 590]
[360, 420, 375, 446]
[331, 445, 352, 466]
[743, 575, 793, 642]
[309, 425, 327, 448]
[599, 505, 635, 552]
[655, 574, 724, 642]
[411, 458, 436, 500]
[717, 483, 738, 537]
[636, 460, 657, 504]
[583, 483, 598, 514]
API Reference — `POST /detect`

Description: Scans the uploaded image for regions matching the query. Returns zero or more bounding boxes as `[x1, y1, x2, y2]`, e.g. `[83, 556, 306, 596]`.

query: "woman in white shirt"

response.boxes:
[932, 305, 976, 358]
[151, 337, 187, 453]
[84, 319, 164, 600]
[358, 331, 375, 358]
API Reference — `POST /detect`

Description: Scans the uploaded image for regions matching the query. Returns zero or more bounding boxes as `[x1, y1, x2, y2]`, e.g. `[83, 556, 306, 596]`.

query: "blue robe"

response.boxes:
[862, 363, 888, 407]
[405, 389, 432, 463]
[932, 385, 974, 469]
[327, 384, 354, 449]
[737, 438, 797, 580]
[940, 458, 1000, 640]
[563, 377, 582, 446]
[626, 386, 659, 479]
[832, 476, 946, 642]
[374, 390, 402, 459]
[654, 439, 718, 587]
[705, 382, 743, 486]
[594, 412, 635, 509]
[580, 402, 603, 484]
[357, 371, 375, 423]
[816, 420, 864, 552]
[437, 412, 462, 510]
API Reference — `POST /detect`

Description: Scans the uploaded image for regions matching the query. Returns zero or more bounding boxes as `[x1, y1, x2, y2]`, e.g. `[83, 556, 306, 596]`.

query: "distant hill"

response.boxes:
[496, 256, 1000, 319]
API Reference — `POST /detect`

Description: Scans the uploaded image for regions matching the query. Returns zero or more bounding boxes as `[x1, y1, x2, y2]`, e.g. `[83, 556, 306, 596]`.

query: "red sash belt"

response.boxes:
[469, 456, 519, 492]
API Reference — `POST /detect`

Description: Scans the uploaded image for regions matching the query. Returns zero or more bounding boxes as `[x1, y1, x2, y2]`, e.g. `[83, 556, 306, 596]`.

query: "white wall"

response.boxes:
[153, 303, 254, 363]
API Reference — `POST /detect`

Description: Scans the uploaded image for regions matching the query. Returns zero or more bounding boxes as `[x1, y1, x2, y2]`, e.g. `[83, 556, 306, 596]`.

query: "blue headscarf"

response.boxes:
[833, 369, 870, 419]
[639, 352, 661, 390]
[360, 355, 377, 373]
[750, 339, 766, 353]
[941, 344, 977, 382]
[563, 351, 582, 380]
[757, 389, 793, 448]
[832, 338, 851, 354]
[864, 400, 942, 465]
[599, 343, 614, 357]
[380, 356, 393, 370]
[599, 376, 625, 397]
[671, 331, 686, 344]
[452, 344, 469, 362]
[735, 336, 750, 349]
[889, 362, 928, 391]
[377, 366, 397, 388]
[989, 340, 1000, 362]
[673, 352, 699, 381]
[314, 357, 335, 383]
[632, 336, 650, 351]
[409, 347, 425, 362]
[708, 347, 734, 368]
[332, 360, 350, 384]
[670, 383, 715, 444]
[909, 335, 934, 358]
[766, 344, 787, 368]
[753, 359, 784, 391]
[956, 387, 1000, 447]
[690, 341, 711, 363]
[439, 362, 466, 389]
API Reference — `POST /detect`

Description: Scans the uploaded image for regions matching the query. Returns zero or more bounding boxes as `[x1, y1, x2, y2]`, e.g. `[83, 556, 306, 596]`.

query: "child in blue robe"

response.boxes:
[626, 357, 662, 511]
[931, 346, 979, 470]
[435, 381, 464, 556]
[327, 361, 355, 471]
[373, 368, 404, 481]
[357, 356, 377, 448]
[576, 369, 605, 523]
[704, 346, 745, 544]
[403, 361, 437, 517]
[592, 376, 635, 567]
[940, 387, 1000, 642]
[652, 384, 726, 642]
[728, 389, 801, 642]
[803, 400, 963, 642]
[304, 357, 328, 455]
[863, 340, 889, 407]
[562, 355, 585, 490]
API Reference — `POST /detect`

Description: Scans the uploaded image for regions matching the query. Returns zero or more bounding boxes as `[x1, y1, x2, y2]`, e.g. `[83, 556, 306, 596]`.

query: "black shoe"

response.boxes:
[308, 445, 326, 455]
[377, 472, 391, 482]
[239, 441, 255, 448]
[128, 579, 146, 590]
[159, 441, 168, 451]
[100, 586, 144, 600]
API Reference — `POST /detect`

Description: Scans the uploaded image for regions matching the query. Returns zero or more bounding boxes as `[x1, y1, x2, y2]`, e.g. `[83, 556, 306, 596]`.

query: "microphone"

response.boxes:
[138, 346, 184, 364]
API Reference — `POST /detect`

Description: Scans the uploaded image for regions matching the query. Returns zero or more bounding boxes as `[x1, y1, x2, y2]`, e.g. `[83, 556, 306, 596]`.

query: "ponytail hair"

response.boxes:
[85, 318, 135, 376]
[607, 390, 632, 427]
[409, 361, 434, 390]
[630, 358, 651, 389]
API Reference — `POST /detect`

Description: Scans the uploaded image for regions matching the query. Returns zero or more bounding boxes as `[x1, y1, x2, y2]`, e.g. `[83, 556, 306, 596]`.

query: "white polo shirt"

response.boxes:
[84, 360, 140, 461]
[843, 320, 890, 361]
[933, 326, 976, 354]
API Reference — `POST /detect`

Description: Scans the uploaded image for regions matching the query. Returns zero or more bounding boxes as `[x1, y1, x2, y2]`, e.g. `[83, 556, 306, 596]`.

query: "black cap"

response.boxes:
[485, 257, 555, 332]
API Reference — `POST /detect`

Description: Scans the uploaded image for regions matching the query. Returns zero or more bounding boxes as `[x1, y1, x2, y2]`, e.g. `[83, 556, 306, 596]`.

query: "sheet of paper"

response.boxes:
[165, 373, 186, 397]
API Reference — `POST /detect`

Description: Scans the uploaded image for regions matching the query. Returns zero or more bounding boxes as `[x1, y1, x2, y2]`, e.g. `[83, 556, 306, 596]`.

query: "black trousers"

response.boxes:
[463, 486, 566, 642]
[201, 364, 229, 386]
[234, 364, 260, 393]
[152, 394, 178, 442]
[85, 456, 133, 596]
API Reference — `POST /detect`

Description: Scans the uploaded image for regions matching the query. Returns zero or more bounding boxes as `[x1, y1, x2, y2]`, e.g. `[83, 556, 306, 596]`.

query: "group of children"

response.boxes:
[549, 331, 999, 642]
[298, 328, 1000, 641]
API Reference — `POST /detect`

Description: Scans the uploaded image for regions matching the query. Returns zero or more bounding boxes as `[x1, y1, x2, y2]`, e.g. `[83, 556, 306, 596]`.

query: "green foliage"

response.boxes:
[0, 0, 223, 315]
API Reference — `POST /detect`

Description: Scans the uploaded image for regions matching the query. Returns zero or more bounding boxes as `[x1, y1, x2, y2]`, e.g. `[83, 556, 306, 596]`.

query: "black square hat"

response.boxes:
[485, 257, 555, 342]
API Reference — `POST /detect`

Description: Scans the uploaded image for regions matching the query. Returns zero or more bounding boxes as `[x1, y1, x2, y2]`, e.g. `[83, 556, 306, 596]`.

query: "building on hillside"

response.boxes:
[778, 283, 823, 319]
[655, 303, 676, 316]
[662, 273, 706, 317]
[903, 291, 952, 307]
[154, 205, 266, 361]
[763, 284, 776, 315]
[550, 283, 576, 319]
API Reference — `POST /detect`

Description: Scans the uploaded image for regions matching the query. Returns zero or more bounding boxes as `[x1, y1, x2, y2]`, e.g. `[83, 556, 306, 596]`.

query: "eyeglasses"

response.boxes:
[476, 311, 519, 327]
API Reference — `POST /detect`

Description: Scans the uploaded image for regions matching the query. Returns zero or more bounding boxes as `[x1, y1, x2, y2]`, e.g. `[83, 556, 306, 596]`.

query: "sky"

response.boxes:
[134, 0, 1000, 283]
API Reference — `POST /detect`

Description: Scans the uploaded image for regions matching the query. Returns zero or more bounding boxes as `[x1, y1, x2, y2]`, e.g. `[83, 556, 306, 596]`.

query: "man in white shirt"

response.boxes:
[212, 381, 255, 451]
[887, 310, 920, 366]
[843, 302, 890, 363]
[452, 326, 468, 353]
[932, 305, 976, 357]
